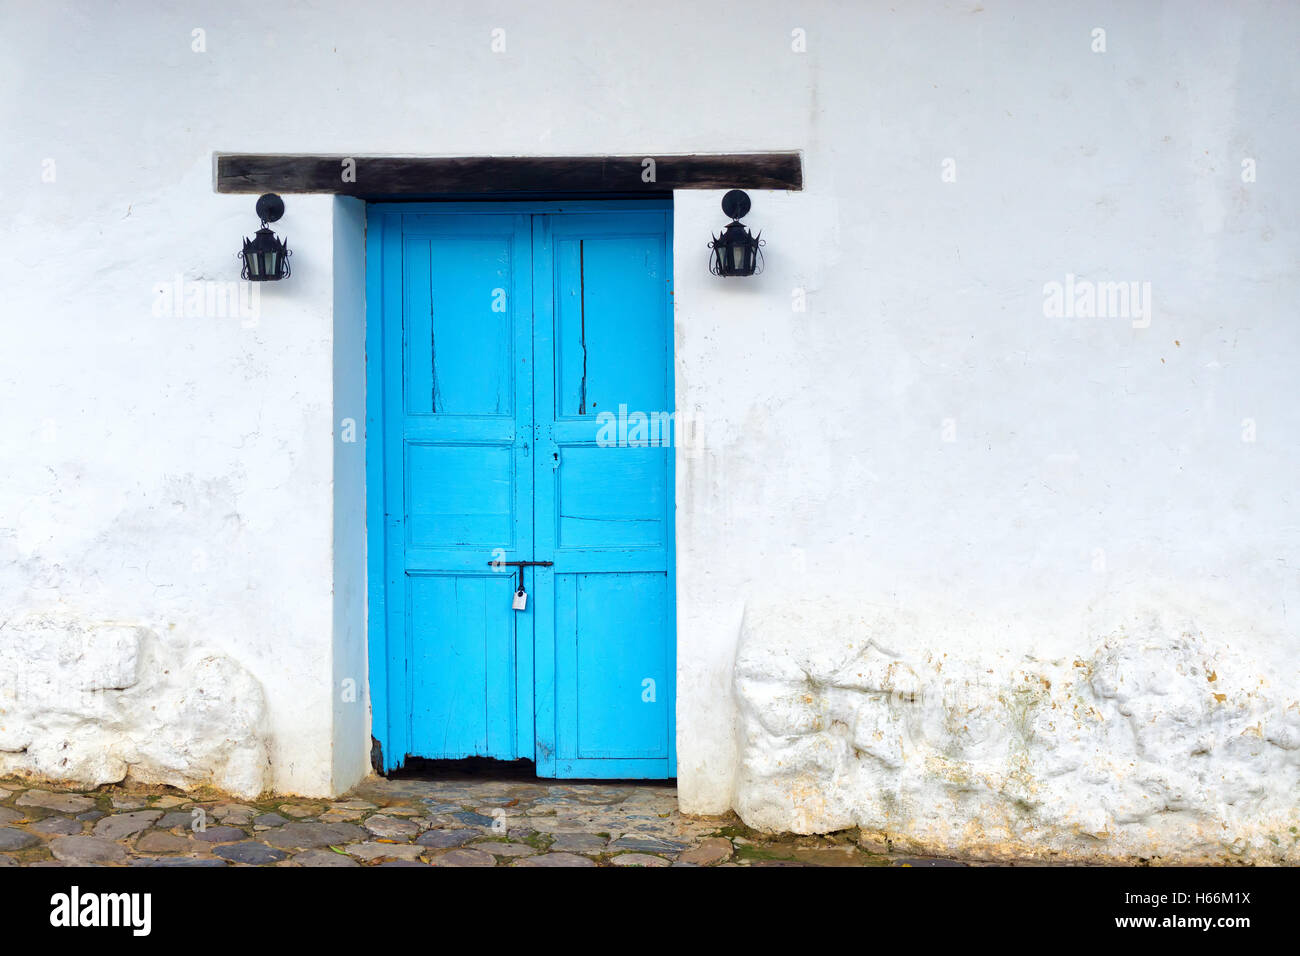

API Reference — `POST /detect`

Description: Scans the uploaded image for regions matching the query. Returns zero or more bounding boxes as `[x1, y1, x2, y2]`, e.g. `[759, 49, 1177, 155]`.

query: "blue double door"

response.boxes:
[367, 202, 675, 778]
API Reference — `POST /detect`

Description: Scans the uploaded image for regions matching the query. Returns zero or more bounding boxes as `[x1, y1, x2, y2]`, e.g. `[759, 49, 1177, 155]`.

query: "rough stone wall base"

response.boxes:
[0, 616, 271, 799]
[734, 599, 1300, 864]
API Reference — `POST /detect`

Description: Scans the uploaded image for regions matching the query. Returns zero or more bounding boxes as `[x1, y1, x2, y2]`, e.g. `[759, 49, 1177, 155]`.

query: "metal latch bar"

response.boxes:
[488, 560, 554, 592]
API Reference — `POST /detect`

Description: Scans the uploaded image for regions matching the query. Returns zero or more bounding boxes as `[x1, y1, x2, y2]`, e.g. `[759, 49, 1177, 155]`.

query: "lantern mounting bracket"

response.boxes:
[720, 189, 751, 220]
[255, 192, 285, 225]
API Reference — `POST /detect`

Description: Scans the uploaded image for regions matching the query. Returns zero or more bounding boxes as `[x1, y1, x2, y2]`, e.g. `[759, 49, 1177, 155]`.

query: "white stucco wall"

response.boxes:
[2, 1, 1297, 857]
[330, 197, 370, 792]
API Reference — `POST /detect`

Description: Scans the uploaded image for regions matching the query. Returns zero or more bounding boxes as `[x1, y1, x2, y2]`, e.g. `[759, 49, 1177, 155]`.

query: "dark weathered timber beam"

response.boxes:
[214, 153, 802, 194]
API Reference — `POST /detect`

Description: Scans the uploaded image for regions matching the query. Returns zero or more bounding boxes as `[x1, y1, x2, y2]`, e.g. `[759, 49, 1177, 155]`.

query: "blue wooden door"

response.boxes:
[367, 202, 675, 778]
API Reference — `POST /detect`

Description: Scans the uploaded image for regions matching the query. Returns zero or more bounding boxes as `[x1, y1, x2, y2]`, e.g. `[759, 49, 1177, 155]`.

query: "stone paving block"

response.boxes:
[293, 849, 360, 867]
[472, 841, 537, 858]
[31, 817, 82, 836]
[608, 835, 687, 854]
[214, 842, 289, 865]
[363, 814, 421, 839]
[157, 810, 200, 830]
[528, 817, 608, 833]
[191, 825, 247, 843]
[50, 836, 128, 864]
[133, 857, 227, 867]
[610, 853, 672, 867]
[415, 828, 478, 848]
[331, 800, 378, 811]
[432, 848, 497, 867]
[94, 809, 162, 840]
[346, 842, 426, 862]
[136, 830, 193, 853]
[213, 805, 257, 825]
[263, 821, 366, 850]
[449, 810, 496, 828]
[511, 852, 597, 867]
[549, 832, 609, 853]
[320, 808, 365, 822]
[0, 827, 41, 850]
[891, 857, 968, 867]
[17, 790, 96, 813]
[474, 796, 519, 807]
[678, 837, 734, 865]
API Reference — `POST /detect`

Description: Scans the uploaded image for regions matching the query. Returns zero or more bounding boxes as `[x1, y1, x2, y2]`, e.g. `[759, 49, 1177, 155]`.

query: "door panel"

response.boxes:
[377, 213, 534, 766]
[555, 445, 668, 549]
[403, 236, 516, 418]
[556, 571, 671, 760]
[368, 202, 673, 777]
[534, 209, 675, 778]
[553, 230, 670, 417]
[408, 572, 519, 758]
[405, 442, 514, 548]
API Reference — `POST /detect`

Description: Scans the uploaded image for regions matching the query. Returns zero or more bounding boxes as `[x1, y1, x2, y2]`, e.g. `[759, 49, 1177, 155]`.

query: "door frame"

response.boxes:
[364, 198, 676, 776]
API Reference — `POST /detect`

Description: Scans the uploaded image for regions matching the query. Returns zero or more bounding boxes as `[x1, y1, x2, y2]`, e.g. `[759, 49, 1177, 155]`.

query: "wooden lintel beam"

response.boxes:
[214, 152, 803, 195]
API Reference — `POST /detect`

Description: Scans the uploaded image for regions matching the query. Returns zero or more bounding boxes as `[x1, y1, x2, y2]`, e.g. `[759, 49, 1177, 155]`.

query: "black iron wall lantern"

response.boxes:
[708, 189, 764, 277]
[239, 193, 291, 281]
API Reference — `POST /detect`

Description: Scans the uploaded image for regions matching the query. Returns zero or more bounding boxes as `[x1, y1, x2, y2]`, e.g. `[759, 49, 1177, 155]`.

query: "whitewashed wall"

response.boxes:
[1, 1, 1296, 859]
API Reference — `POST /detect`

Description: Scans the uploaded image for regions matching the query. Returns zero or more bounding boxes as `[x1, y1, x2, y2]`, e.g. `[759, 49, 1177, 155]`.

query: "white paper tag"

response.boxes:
[512, 589, 527, 611]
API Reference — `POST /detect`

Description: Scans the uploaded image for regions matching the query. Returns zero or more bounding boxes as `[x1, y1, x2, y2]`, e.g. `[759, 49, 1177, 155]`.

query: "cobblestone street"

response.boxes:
[0, 771, 968, 867]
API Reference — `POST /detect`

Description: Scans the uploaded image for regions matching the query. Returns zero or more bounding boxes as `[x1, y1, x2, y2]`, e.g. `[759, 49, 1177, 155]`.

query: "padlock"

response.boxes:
[512, 588, 527, 611]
